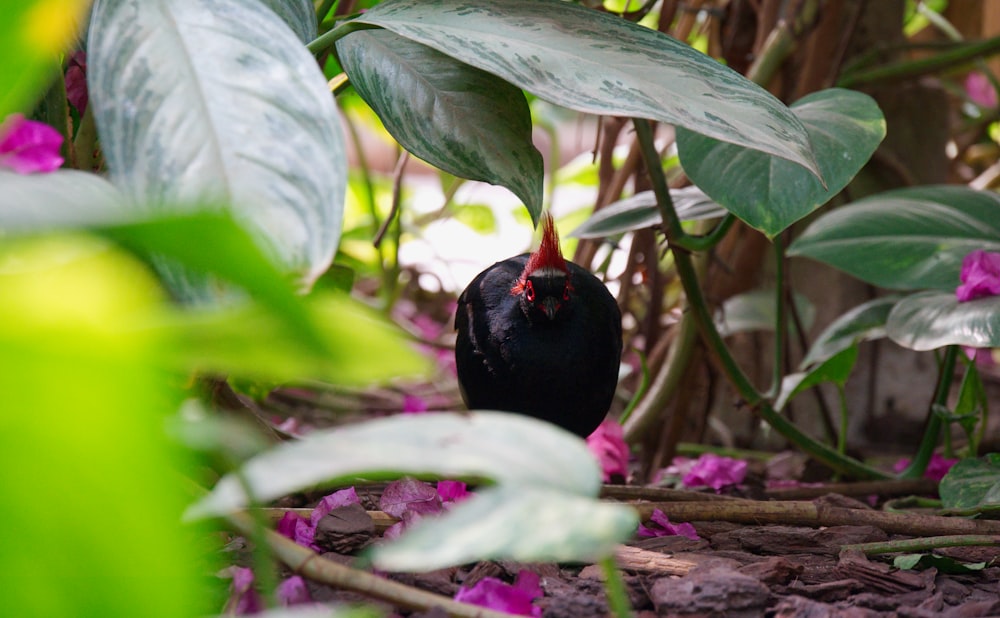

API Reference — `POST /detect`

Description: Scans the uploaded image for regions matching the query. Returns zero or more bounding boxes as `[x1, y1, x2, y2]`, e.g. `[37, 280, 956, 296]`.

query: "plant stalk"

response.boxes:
[599, 555, 634, 618]
[900, 345, 959, 479]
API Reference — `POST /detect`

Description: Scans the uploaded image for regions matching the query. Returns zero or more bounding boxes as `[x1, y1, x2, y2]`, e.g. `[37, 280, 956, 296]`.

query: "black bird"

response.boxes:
[455, 213, 623, 437]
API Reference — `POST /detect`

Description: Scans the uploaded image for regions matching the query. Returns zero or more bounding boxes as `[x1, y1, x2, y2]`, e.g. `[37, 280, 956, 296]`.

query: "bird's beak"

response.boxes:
[541, 297, 558, 320]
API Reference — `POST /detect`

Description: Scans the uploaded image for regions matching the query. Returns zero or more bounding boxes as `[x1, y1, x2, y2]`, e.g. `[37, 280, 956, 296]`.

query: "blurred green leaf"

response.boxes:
[775, 346, 859, 411]
[89, 0, 346, 285]
[939, 454, 1000, 510]
[0, 235, 207, 615]
[886, 291, 1000, 351]
[0, 1, 89, 117]
[893, 553, 986, 574]
[337, 29, 543, 225]
[259, 0, 318, 43]
[158, 291, 430, 384]
[570, 187, 727, 239]
[186, 412, 603, 519]
[715, 288, 815, 337]
[677, 88, 885, 238]
[102, 212, 331, 357]
[788, 186, 1000, 291]
[349, 0, 821, 177]
[801, 296, 899, 368]
[452, 203, 498, 234]
[0, 169, 128, 229]
[370, 485, 637, 571]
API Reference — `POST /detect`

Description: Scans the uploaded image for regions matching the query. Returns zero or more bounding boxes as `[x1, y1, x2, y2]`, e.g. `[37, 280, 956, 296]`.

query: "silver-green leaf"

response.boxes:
[800, 296, 898, 368]
[350, 0, 821, 178]
[569, 187, 727, 239]
[677, 88, 885, 238]
[258, 0, 318, 43]
[887, 291, 1000, 351]
[0, 170, 128, 230]
[185, 411, 602, 520]
[337, 29, 543, 223]
[88, 0, 346, 285]
[370, 486, 638, 571]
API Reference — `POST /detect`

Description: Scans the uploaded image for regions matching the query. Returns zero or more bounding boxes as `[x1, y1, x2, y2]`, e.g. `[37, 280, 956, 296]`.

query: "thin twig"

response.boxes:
[843, 535, 1000, 556]
[374, 150, 410, 248]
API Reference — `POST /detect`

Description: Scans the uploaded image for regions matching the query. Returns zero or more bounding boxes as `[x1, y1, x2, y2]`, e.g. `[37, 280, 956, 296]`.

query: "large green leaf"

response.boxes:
[569, 187, 727, 239]
[0, 169, 128, 229]
[259, 0, 318, 43]
[886, 291, 1000, 351]
[337, 29, 543, 223]
[775, 346, 858, 411]
[800, 296, 899, 368]
[677, 88, 885, 237]
[715, 288, 814, 337]
[370, 486, 637, 571]
[186, 412, 603, 519]
[939, 454, 1000, 511]
[788, 186, 1000, 291]
[88, 0, 346, 285]
[348, 0, 821, 178]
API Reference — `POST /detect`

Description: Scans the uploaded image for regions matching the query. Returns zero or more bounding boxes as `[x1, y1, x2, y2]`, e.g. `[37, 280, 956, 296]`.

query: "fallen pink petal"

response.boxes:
[401, 394, 429, 414]
[956, 250, 1000, 302]
[310, 486, 360, 528]
[222, 566, 262, 615]
[276, 575, 312, 606]
[637, 508, 700, 540]
[586, 417, 630, 482]
[893, 454, 958, 482]
[682, 453, 747, 491]
[454, 570, 543, 617]
[0, 114, 64, 174]
[380, 478, 443, 518]
[436, 479, 471, 504]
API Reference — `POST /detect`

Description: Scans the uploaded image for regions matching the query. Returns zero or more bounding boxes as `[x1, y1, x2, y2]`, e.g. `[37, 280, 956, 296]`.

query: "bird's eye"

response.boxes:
[525, 280, 535, 301]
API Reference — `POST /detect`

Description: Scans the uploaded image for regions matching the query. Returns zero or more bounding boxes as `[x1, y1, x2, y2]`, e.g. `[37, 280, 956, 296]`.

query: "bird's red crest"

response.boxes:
[511, 213, 569, 295]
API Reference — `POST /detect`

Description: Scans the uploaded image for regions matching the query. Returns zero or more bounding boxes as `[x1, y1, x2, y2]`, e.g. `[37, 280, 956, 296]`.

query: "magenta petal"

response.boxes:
[638, 508, 700, 540]
[276, 511, 303, 540]
[310, 487, 360, 528]
[956, 250, 1000, 302]
[223, 566, 263, 614]
[682, 453, 747, 491]
[380, 478, 442, 518]
[0, 114, 64, 174]
[454, 572, 543, 617]
[277, 575, 312, 606]
[586, 418, 630, 482]
[436, 480, 471, 503]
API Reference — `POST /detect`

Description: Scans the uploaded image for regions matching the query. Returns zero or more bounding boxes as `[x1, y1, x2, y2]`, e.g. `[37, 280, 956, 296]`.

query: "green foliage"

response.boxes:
[939, 454, 1000, 512]
[337, 29, 544, 222]
[800, 297, 898, 368]
[677, 89, 885, 238]
[894, 553, 986, 574]
[570, 187, 727, 239]
[775, 347, 859, 412]
[186, 412, 638, 569]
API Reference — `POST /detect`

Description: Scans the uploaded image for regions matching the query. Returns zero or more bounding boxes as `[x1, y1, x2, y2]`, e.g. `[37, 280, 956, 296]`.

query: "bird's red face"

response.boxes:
[511, 214, 572, 321]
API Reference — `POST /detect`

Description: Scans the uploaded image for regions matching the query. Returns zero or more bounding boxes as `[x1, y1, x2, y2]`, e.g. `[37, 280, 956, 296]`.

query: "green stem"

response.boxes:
[316, 0, 337, 24]
[599, 555, 633, 618]
[838, 35, 1000, 88]
[843, 534, 1000, 556]
[836, 384, 849, 456]
[235, 467, 280, 608]
[617, 350, 649, 425]
[308, 19, 382, 57]
[632, 118, 889, 480]
[768, 236, 787, 398]
[901, 345, 959, 479]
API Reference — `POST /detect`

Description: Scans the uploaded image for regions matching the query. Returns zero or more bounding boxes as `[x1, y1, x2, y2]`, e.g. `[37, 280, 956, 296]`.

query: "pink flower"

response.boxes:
[402, 394, 429, 414]
[637, 508, 700, 540]
[966, 71, 998, 108]
[276, 575, 312, 606]
[436, 480, 471, 504]
[0, 114, 64, 174]
[65, 51, 88, 114]
[586, 418, 629, 482]
[380, 478, 443, 539]
[681, 453, 747, 492]
[454, 570, 543, 617]
[893, 453, 958, 482]
[956, 250, 1000, 302]
[277, 487, 360, 551]
[222, 566, 263, 614]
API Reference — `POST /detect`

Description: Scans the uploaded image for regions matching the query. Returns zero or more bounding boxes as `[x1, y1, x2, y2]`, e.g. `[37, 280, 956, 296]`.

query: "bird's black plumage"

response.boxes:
[454, 217, 622, 437]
